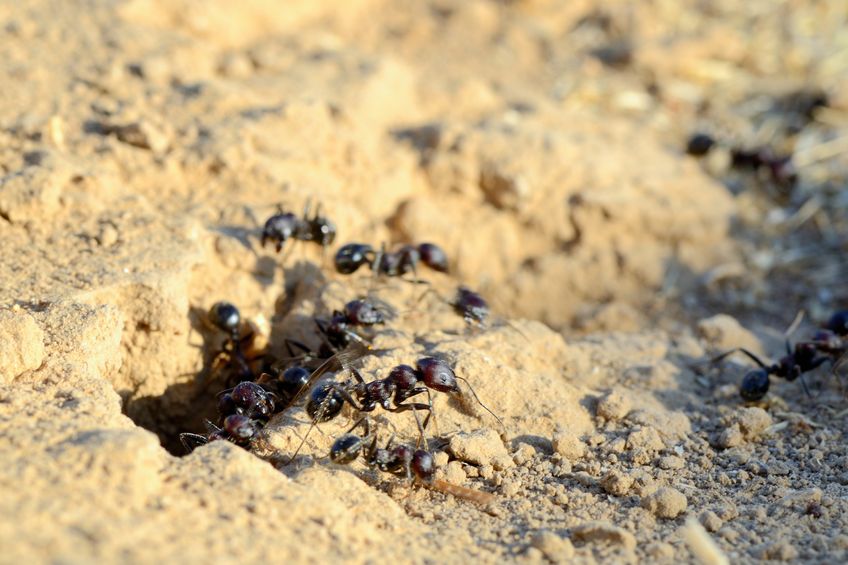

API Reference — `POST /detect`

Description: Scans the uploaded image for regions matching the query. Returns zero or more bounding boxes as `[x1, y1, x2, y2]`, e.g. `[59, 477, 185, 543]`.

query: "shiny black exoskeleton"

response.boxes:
[333, 242, 449, 277]
[217, 381, 275, 421]
[305, 357, 499, 430]
[205, 301, 269, 386]
[329, 418, 436, 482]
[178, 414, 262, 453]
[314, 298, 391, 353]
[452, 287, 489, 326]
[261, 202, 336, 253]
[257, 366, 312, 408]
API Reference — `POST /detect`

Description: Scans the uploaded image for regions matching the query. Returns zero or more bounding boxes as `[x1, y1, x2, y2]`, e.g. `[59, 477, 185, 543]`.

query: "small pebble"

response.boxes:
[641, 487, 687, 519]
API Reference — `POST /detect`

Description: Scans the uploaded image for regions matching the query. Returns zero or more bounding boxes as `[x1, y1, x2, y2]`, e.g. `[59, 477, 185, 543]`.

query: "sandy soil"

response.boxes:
[2, 1, 848, 563]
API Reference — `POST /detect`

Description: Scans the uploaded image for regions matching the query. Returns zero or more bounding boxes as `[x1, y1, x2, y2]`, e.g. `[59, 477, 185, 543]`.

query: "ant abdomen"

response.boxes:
[417, 243, 448, 273]
[740, 369, 770, 401]
[208, 301, 241, 337]
[412, 449, 435, 482]
[335, 243, 374, 274]
[330, 434, 364, 464]
[306, 383, 345, 422]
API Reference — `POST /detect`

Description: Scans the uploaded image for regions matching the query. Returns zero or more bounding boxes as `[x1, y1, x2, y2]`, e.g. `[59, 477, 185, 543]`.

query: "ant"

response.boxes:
[216, 381, 276, 422]
[261, 201, 336, 255]
[329, 417, 495, 505]
[290, 357, 502, 462]
[179, 414, 262, 453]
[714, 314, 848, 401]
[314, 297, 393, 354]
[334, 242, 449, 280]
[203, 301, 271, 386]
[684, 132, 797, 189]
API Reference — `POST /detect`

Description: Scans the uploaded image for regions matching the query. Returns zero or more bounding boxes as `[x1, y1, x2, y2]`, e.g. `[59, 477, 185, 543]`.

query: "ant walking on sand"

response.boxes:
[290, 356, 502, 462]
[329, 417, 495, 505]
[710, 310, 848, 401]
[334, 242, 449, 281]
[261, 200, 337, 258]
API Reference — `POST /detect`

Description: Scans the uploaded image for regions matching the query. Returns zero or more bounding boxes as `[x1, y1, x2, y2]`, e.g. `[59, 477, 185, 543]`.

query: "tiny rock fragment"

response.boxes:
[601, 469, 632, 496]
[530, 531, 574, 563]
[570, 521, 636, 551]
[735, 407, 772, 438]
[513, 442, 537, 466]
[645, 542, 675, 561]
[626, 426, 665, 452]
[658, 455, 685, 470]
[444, 461, 466, 485]
[597, 386, 633, 421]
[449, 429, 513, 469]
[551, 430, 586, 460]
[758, 540, 799, 561]
[699, 510, 723, 533]
[682, 517, 730, 565]
[642, 486, 687, 519]
[0, 308, 45, 383]
[717, 424, 744, 449]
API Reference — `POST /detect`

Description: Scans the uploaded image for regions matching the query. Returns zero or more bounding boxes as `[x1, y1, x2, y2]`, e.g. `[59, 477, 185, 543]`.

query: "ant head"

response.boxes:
[827, 310, 848, 336]
[208, 301, 240, 335]
[330, 434, 364, 464]
[334, 243, 373, 274]
[223, 414, 259, 442]
[232, 382, 274, 418]
[416, 357, 459, 393]
[418, 243, 449, 273]
[344, 299, 385, 326]
[740, 369, 770, 401]
[412, 450, 435, 482]
[312, 216, 337, 247]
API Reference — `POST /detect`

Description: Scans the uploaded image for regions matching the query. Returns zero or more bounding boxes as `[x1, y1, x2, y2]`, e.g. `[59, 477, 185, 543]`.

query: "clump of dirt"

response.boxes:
[2, 1, 848, 563]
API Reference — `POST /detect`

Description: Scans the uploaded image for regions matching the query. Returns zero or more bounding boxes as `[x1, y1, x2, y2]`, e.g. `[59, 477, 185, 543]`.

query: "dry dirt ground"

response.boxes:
[2, 1, 848, 563]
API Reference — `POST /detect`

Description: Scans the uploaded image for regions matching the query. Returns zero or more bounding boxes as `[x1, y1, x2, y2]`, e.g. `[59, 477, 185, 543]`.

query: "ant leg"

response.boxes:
[455, 376, 504, 428]
[284, 338, 313, 359]
[179, 433, 209, 453]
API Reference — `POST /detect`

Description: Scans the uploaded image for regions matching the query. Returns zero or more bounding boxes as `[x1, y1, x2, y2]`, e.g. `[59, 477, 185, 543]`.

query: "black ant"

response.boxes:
[334, 242, 449, 279]
[179, 414, 262, 453]
[314, 298, 393, 353]
[261, 201, 336, 255]
[715, 323, 847, 401]
[203, 301, 271, 386]
[216, 381, 276, 422]
[329, 417, 495, 505]
[452, 287, 490, 326]
[685, 132, 797, 189]
[290, 357, 501, 462]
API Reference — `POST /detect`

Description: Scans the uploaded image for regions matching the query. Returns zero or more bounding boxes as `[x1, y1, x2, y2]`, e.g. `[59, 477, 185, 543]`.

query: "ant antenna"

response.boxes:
[455, 376, 504, 429]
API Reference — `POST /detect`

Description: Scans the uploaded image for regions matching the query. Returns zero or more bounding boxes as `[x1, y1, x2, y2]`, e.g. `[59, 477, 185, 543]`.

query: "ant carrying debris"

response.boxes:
[329, 417, 495, 505]
[334, 242, 449, 279]
[261, 201, 336, 255]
